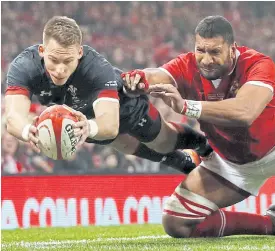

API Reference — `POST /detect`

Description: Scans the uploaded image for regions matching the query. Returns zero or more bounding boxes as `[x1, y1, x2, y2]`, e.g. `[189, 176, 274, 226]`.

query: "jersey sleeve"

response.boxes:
[159, 53, 194, 87]
[159, 53, 198, 100]
[85, 54, 120, 109]
[5, 55, 33, 97]
[245, 57, 275, 94]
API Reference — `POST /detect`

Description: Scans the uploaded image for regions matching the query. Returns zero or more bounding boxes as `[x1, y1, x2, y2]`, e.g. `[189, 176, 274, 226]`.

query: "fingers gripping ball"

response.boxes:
[36, 105, 80, 160]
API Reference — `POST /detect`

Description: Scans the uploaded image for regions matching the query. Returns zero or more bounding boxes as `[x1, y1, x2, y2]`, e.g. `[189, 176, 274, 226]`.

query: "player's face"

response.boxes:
[39, 39, 83, 86]
[195, 35, 235, 80]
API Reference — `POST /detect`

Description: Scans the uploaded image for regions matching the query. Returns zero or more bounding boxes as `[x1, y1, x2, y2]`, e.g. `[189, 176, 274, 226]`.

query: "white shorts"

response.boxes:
[200, 147, 275, 196]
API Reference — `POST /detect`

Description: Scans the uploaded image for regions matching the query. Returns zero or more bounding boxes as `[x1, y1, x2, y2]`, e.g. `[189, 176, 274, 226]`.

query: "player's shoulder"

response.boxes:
[236, 46, 274, 70]
[11, 45, 40, 64]
[77, 45, 114, 78]
[175, 52, 198, 75]
[163, 51, 197, 73]
[9, 44, 43, 74]
[175, 52, 197, 66]
[81, 45, 111, 68]
[176, 52, 198, 79]
[7, 44, 44, 85]
[81, 45, 98, 61]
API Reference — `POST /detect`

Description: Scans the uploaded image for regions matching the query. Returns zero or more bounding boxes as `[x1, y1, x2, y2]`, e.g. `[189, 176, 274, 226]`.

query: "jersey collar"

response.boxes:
[210, 49, 240, 88]
[227, 49, 240, 76]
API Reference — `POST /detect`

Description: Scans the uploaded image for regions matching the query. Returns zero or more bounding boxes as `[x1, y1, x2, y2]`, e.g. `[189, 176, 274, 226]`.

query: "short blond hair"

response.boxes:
[43, 16, 82, 46]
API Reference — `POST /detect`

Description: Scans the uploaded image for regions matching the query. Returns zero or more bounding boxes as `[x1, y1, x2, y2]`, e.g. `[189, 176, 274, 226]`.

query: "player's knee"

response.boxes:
[147, 142, 169, 154]
[110, 134, 140, 155]
[162, 184, 219, 238]
[145, 122, 178, 154]
[155, 121, 178, 153]
[162, 214, 193, 238]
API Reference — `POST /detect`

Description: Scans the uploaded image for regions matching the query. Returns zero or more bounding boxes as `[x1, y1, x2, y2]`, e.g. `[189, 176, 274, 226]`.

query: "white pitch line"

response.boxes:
[3, 237, 274, 251]
[1, 235, 170, 249]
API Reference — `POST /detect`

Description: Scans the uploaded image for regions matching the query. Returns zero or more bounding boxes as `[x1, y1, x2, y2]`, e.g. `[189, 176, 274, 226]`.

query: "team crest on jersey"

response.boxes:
[66, 85, 87, 110]
[67, 85, 81, 109]
[68, 85, 77, 96]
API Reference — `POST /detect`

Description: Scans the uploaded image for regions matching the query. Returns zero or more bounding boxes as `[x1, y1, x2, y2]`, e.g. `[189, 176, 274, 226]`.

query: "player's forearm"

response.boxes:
[89, 116, 119, 140]
[199, 99, 253, 127]
[89, 100, 120, 140]
[6, 112, 32, 141]
[5, 95, 32, 141]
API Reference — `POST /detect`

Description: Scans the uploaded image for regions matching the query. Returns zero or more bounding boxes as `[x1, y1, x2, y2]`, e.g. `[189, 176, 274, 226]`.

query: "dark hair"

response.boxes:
[195, 16, 234, 44]
[43, 16, 82, 46]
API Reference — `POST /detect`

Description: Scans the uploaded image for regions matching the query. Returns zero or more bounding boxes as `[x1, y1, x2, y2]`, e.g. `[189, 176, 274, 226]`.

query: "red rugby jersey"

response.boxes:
[161, 46, 275, 164]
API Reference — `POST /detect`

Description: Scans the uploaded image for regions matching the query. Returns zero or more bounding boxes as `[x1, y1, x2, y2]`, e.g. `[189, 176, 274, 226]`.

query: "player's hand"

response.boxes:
[71, 111, 90, 148]
[121, 70, 149, 92]
[149, 84, 185, 114]
[29, 116, 41, 153]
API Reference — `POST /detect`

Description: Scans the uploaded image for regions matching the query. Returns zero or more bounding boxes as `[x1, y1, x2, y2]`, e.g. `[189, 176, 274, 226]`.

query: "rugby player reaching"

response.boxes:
[5, 16, 212, 175]
[123, 16, 275, 237]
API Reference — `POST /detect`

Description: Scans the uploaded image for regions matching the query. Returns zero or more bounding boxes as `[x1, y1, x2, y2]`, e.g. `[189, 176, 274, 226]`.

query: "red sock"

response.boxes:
[191, 210, 273, 237]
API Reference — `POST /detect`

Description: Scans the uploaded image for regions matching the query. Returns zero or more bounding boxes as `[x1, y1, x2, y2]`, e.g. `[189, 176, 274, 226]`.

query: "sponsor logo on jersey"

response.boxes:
[207, 93, 225, 101]
[105, 81, 118, 87]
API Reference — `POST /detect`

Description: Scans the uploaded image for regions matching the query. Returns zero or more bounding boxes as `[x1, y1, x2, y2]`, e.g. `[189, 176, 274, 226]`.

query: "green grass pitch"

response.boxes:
[2, 224, 275, 251]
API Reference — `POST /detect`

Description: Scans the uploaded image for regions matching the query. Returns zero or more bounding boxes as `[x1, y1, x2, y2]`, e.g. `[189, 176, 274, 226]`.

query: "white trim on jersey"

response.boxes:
[246, 81, 274, 93]
[92, 97, 119, 110]
[228, 49, 241, 76]
[158, 67, 178, 88]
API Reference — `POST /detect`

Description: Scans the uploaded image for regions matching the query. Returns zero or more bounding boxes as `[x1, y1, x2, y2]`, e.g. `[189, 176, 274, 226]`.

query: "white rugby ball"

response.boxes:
[36, 105, 80, 160]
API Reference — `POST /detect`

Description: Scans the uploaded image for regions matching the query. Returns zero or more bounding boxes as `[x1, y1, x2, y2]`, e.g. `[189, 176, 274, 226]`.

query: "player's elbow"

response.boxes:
[103, 123, 119, 139]
[145, 68, 175, 86]
[145, 68, 164, 85]
[242, 117, 254, 127]
[104, 128, 119, 139]
[236, 114, 255, 127]
[233, 102, 256, 127]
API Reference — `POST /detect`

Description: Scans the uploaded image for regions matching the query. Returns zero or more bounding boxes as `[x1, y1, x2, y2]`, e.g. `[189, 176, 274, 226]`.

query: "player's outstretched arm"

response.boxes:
[5, 94, 40, 152]
[121, 68, 175, 92]
[90, 99, 120, 140]
[149, 83, 273, 127]
[199, 84, 273, 126]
